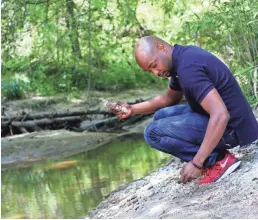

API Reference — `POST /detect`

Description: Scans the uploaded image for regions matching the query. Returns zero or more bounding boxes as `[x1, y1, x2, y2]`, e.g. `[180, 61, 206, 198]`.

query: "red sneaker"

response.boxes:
[196, 152, 241, 184]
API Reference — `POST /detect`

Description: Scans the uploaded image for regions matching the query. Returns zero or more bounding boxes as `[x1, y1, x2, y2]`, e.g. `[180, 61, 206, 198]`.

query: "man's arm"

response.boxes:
[131, 87, 183, 115]
[180, 88, 230, 183]
[115, 87, 182, 120]
[192, 88, 230, 166]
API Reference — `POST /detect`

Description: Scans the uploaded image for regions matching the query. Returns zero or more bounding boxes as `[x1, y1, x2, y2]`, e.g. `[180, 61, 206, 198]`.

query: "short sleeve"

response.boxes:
[179, 64, 214, 103]
[169, 76, 182, 91]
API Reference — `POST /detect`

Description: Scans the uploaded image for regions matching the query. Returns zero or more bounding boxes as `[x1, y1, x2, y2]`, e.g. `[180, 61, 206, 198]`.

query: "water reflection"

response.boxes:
[1, 137, 170, 219]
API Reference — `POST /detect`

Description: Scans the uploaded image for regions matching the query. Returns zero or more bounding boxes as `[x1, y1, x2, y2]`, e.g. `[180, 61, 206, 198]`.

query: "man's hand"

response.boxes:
[180, 162, 203, 184]
[108, 101, 132, 120]
[116, 102, 132, 119]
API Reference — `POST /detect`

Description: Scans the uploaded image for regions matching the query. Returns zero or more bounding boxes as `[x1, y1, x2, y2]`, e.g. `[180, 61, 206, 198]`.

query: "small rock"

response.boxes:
[127, 195, 137, 201]
[131, 198, 138, 204]
[147, 185, 154, 190]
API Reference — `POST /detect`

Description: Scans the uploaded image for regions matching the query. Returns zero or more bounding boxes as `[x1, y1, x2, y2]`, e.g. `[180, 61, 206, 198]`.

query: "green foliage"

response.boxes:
[94, 59, 165, 91]
[1, 0, 257, 102]
[1, 80, 25, 100]
[175, 0, 258, 102]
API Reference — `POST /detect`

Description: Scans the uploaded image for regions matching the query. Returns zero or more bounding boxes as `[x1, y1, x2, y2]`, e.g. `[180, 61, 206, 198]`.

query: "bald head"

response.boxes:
[135, 36, 174, 77]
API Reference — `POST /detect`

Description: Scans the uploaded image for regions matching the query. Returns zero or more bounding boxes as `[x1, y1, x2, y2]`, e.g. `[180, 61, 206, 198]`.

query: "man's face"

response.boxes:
[147, 53, 171, 78]
[136, 47, 172, 78]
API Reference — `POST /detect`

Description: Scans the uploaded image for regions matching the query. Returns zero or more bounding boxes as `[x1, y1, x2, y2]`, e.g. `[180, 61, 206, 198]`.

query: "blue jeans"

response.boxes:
[144, 105, 239, 168]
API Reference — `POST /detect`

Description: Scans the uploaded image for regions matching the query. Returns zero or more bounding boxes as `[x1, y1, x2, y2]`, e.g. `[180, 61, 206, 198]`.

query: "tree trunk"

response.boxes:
[65, 0, 82, 59]
[254, 67, 257, 98]
[87, 0, 92, 93]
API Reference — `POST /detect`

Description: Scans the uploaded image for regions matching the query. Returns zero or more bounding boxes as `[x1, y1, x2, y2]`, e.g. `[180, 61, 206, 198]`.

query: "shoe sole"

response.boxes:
[216, 160, 241, 182]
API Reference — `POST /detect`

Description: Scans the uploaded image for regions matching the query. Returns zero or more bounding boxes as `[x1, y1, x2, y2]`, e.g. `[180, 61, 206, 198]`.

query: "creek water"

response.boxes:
[1, 137, 170, 219]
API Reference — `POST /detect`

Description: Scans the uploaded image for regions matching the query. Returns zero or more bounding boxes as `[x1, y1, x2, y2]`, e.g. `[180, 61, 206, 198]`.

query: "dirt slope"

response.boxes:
[87, 141, 258, 219]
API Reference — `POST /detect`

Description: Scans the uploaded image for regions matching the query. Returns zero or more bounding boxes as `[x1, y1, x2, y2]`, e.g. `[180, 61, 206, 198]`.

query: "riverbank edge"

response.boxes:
[86, 139, 258, 219]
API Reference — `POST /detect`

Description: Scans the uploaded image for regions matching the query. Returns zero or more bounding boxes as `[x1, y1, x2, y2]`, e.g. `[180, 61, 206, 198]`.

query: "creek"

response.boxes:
[1, 137, 170, 219]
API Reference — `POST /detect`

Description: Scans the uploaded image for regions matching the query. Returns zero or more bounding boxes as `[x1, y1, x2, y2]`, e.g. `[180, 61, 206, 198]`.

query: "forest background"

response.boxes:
[1, 0, 258, 104]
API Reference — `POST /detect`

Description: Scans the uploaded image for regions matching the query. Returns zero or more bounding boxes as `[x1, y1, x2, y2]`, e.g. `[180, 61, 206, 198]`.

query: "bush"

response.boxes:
[1, 81, 25, 100]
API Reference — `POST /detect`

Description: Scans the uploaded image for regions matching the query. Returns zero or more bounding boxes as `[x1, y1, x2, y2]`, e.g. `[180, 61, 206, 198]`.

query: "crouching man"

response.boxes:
[112, 36, 258, 184]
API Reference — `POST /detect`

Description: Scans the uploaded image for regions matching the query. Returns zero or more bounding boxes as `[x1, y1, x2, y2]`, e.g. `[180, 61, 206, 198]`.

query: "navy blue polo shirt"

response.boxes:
[169, 44, 258, 146]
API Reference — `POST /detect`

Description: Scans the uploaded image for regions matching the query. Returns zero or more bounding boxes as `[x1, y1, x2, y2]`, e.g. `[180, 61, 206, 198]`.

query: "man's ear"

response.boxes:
[157, 43, 167, 53]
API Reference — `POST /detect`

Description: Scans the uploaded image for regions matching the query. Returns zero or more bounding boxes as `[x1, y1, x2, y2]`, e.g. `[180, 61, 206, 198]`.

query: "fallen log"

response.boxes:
[119, 114, 147, 127]
[1, 98, 150, 136]
[18, 127, 29, 133]
[79, 116, 118, 131]
[1, 110, 112, 122]
[1, 98, 148, 122]
[2, 116, 82, 129]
